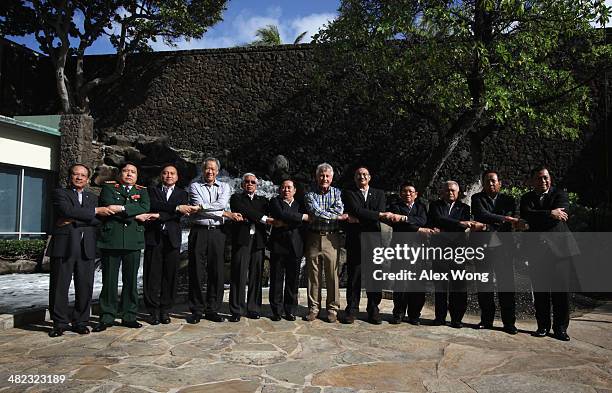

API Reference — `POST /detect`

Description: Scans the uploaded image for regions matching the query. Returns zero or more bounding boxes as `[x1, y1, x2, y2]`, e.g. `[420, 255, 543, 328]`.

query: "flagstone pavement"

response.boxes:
[0, 293, 611, 393]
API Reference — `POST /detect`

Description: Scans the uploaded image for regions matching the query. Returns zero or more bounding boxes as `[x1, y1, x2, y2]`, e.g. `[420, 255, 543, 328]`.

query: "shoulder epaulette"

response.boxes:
[135, 184, 147, 189]
[105, 180, 117, 184]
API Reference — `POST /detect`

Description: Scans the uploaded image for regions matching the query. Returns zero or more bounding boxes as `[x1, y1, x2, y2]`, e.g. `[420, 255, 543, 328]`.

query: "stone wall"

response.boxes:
[85, 45, 605, 202]
[58, 115, 95, 186]
[0, 38, 57, 116]
[1, 40, 610, 204]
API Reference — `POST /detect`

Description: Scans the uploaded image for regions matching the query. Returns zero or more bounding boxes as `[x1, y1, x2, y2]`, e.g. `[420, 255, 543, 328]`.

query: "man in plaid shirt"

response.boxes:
[304, 163, 348, 323]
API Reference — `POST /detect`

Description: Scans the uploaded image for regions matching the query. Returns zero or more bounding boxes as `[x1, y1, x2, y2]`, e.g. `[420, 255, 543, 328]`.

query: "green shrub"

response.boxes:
[501, 187, 579, 207]
[0, 240, 47, 261]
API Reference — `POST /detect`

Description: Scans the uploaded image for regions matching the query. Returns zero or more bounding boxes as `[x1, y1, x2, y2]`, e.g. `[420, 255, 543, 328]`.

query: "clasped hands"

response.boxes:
[56, 205, 120, 226]
[135, 205, 201, 222]
[459, 220, 487, 231]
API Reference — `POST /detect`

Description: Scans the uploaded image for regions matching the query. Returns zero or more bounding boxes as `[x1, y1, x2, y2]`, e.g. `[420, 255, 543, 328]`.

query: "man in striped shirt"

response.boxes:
[304, 163, 348, 323]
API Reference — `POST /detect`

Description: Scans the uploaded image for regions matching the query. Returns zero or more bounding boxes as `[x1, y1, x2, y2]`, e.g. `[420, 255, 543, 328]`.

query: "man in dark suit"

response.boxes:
[342, 167, 396, 324]
[48, 164, 114, 337]
[388, 182, 436, 325]
[228, 173, 275, 321]
[520, 166, 578, 341]
[428, 180, 485, 328]
[268, 179, 309, 321]
[139, 164, 197, 325]
[471, 170, 519, 334]
[93, 162, 150, 332]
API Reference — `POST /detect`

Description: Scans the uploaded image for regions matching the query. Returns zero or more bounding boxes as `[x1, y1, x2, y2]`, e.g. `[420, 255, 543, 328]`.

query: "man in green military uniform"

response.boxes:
[93, 162, 150, 332]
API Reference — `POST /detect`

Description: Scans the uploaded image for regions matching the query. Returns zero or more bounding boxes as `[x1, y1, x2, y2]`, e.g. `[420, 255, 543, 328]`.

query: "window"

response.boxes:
[0, 167, 20, 232]
[0, 164, 54, 239]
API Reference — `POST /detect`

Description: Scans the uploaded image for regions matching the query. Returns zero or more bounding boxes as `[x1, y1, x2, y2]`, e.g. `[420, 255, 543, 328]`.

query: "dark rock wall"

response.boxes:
[1, 40, 609, 205]
[0, 38, 57, 116]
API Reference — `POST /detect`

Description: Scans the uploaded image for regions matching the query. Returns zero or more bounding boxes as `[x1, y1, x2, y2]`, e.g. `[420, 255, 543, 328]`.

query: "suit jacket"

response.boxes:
[428, 199, 470, 232]
[144, 185, 189, 249]
[471, 191, 516, 232]
[229, 192, 269, 249]
[343, 187, 386, 233]
[97, 182, 151, 250]
[520, 187, 578, 258]
[342, 186, 386, 253]
[49, 187, 100, 259]
[520, 187, 570, 232]
[268, 196, 305, 256]
[388, 201, 428, 233]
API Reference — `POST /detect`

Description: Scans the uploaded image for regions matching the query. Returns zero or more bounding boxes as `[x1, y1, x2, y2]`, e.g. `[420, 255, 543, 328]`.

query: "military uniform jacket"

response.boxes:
[97, 182, 151, 250]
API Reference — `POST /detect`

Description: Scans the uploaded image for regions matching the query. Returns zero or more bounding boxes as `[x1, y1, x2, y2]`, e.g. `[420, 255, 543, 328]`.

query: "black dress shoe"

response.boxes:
[270, 314, 282, 321]
[229, 314, 241, 322]
[121, 320, 143, 329]
[343, 314, 356, 324]
[149, 314, 160, 325]
[389, 315, 402, 325]
[48, 326, 66, 338]
[186, 314, 202, 324]
[432, 319, 447, 326]
[368, 313, 382, 325]
[407, 318, 421, 326]
[532, 328, 550, 337]
[246, 312, 260, 320]
[503, 325, 518, 335]
[72, 325, 90, 335]
[284, 314, 296, 321]
[475, 321, 493, 330]
[205, 313, 225, 323]
[92, 322, 113, 332]
[450, 321, 463, 329]
[160, 314, 171, 324]
[553, 330, 570, 341]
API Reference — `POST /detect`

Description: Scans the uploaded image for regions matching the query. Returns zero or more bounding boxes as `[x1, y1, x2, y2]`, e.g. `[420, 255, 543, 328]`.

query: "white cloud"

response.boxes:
[232, 6, 283, 43]
[148, 35, 240, 51]
[290, 12, 337, 42]
[145, 7, 337, 51]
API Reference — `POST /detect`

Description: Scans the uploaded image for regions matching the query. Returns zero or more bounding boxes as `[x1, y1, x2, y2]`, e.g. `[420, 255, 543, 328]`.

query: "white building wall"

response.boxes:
[0, 124, 58, 170]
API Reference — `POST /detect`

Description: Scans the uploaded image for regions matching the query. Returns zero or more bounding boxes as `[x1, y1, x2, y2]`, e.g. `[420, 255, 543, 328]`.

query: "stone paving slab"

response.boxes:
[0, 297, 610, 392]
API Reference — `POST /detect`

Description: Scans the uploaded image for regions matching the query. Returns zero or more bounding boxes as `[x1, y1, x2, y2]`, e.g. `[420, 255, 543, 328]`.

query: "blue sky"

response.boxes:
[8, 0, 340, 54]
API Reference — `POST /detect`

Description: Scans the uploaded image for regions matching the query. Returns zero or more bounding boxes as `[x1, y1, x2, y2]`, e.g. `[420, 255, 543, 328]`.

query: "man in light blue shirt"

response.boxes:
[304, 163, 348, 323]
[186, 157, 243, 323]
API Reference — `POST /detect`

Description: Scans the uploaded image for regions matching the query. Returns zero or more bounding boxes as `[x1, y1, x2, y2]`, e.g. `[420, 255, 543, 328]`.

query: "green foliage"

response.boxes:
[0, 0, 227, 113]
[500, 186, 530, 202]
[249, 24, 309, 46]
[251, 25, 282, 46]
[314, 0, 612, 189]
[501, 187, 580, 207]
[0, 240, 46, 261]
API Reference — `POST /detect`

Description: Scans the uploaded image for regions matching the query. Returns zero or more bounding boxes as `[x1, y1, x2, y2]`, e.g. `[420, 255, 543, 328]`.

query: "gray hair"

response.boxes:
[242, 172, 257, 182]
[440, 180, 459, 191]
[202, 157, 221, 172]
[316, 162, 334, 176]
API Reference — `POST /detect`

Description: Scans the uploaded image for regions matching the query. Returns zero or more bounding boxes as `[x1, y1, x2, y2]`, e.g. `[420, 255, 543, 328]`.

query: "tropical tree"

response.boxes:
[314, 0, 612, 190]
[250, 24, 308, 46]
[0, 0, 227, 114]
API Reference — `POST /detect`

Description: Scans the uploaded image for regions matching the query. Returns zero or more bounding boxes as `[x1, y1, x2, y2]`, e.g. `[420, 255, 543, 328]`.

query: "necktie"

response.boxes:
[162, 186, 169, 201]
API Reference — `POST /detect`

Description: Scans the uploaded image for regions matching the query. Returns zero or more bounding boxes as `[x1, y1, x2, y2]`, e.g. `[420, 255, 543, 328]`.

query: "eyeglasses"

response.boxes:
[244, 180, 257, 185]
